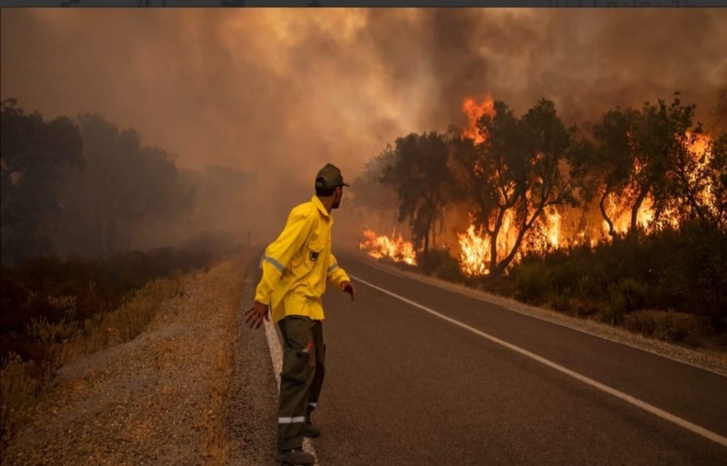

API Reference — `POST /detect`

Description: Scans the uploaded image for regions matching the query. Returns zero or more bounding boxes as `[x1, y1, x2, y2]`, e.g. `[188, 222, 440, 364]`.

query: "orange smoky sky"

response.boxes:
[2, 8, 726, 245]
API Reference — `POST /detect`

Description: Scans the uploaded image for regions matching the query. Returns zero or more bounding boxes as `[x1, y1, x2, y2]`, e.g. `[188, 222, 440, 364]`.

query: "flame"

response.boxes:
[458, 224, 491, 275]
[686, 132, 718, 220]
[544, 207, 562, 249]
[688, 131, 709, 154]
[359, 228, 417, 265]
[462, 96, 495, 144]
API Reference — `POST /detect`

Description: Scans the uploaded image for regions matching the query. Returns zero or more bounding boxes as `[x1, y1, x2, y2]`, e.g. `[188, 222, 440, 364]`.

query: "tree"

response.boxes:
[0, 99, 84, 263]
[590, 107, 639, 236]
[381, 132, 456, 255]
[56, 114, 194, 257]
[632, 95, 698, 232]
[454, 99, 583, 275]
[588, 94, 703, 235]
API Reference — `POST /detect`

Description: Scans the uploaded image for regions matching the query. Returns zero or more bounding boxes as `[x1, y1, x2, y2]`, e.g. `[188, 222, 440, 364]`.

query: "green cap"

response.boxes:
[315, 163, 350, 190]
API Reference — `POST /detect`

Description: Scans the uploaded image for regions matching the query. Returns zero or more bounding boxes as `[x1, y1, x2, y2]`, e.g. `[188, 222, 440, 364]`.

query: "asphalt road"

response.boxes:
[302, 254, 727, 466]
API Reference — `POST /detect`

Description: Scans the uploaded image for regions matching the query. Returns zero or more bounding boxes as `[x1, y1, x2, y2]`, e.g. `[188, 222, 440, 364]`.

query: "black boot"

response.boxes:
[274, 448, 315, 465]
[304, 411, 320, 438]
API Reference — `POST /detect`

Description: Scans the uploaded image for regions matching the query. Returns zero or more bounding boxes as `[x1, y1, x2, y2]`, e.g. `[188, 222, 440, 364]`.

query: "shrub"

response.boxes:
[416, 248, 462, 280]
[624, 310, 704, 346]
[25, 315, 78, 386]
[115, 279, 168, 341]
[513, 261, 550, 304]
[1, 246, 214, 363]
[603, 278, 647, 324]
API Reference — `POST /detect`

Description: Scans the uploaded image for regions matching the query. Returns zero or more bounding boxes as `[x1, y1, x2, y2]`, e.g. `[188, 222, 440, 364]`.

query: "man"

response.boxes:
[245, 163, 357, 465]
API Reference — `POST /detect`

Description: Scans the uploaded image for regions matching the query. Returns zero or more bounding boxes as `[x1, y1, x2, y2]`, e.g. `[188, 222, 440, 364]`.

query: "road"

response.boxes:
[255, 251, 727, 466]
[277, 254, 727, 465]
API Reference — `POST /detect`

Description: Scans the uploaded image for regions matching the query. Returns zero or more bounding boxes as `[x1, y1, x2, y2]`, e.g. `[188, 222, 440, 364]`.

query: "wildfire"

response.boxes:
[359, 228, 417, 265]
[363, 95, 718, 278]
[462, 96, 495, 144]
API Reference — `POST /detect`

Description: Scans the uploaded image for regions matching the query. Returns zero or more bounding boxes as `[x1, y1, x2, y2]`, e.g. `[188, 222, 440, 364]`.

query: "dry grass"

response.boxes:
[0, 273, 186, 457]
[73, 273, 185, 357]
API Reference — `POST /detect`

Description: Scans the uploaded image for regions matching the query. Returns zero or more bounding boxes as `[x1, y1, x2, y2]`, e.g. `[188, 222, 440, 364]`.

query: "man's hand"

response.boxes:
[245, 301, 270, 329]
[341, 280, 356, 302]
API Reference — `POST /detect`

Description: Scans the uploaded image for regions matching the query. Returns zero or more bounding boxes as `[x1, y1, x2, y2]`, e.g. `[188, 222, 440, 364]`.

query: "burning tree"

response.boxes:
[358, 91, 726, 282]
[587, 94, 719, 235]
[589, 106, 639, 237]
[381, 132, 457, 256]
[453, 98, 585, 276]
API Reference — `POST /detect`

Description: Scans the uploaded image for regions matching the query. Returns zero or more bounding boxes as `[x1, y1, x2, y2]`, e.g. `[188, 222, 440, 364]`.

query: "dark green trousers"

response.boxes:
[277, 315, 325, 451]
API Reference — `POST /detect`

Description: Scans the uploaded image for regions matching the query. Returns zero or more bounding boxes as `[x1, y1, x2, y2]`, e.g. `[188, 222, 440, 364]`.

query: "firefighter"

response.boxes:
[245, 163, 356, 465]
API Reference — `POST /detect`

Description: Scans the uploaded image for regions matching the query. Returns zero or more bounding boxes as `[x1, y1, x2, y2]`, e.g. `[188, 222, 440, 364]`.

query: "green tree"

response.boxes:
[0, 99, 84, 263]
[381, 132, 456, 255]
[56, 114, 194, 257]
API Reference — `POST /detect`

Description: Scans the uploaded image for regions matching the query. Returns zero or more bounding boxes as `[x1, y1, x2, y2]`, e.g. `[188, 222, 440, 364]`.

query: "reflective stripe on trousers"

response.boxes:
[279, 416, 306, 424]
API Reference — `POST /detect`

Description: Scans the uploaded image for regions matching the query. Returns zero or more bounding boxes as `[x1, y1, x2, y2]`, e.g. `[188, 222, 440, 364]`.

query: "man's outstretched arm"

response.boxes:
[327, 253, 356, 301]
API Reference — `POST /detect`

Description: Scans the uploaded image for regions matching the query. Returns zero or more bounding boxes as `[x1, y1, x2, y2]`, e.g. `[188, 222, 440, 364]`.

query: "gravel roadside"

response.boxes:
[2, 253, 279, 466]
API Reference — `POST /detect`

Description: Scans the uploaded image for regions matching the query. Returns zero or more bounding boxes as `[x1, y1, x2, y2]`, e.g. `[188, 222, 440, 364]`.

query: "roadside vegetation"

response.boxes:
[0, 99, 248, 457]
[0, 247, 225, 455]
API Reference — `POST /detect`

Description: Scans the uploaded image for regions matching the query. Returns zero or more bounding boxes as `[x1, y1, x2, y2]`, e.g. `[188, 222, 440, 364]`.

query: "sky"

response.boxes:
[2, 8, 726, 245]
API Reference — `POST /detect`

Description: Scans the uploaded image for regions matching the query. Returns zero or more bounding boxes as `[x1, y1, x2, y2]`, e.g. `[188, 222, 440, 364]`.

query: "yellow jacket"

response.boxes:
[255, 195, 351, 323]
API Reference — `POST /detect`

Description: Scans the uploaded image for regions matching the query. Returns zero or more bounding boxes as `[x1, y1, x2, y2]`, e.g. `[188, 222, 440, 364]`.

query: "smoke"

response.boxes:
[362, 9, 727, 131]
[2, 8, 726, 249]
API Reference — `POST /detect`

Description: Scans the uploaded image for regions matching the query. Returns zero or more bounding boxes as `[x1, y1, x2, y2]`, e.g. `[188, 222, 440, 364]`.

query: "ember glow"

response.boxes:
[462, 96, 495, 144]
[359, 228, 417, 265]
[687, 132, 718, 219]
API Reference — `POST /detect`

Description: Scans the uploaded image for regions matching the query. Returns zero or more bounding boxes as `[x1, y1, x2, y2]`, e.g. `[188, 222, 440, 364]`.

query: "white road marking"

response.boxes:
[263, 317, 319, 463]
[356, 258, 727, 378]
[350, 274, 727, 449]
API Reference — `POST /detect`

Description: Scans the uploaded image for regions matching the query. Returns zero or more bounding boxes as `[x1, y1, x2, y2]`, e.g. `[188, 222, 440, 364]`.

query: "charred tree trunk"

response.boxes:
[630, 185, 651, 233]
[488, 208, 505, 275]
[599, 187, 616, 237]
